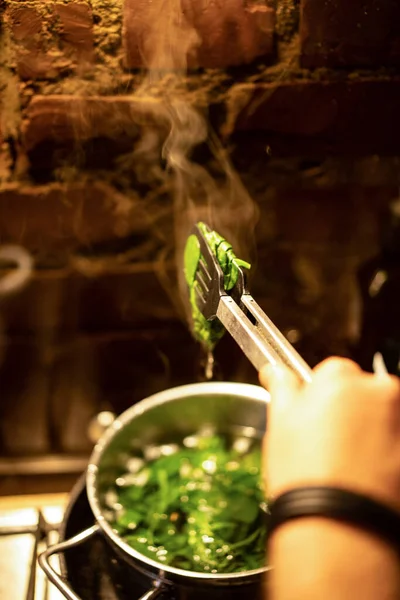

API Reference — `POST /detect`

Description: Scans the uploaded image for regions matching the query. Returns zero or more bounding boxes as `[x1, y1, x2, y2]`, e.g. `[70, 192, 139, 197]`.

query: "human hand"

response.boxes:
[260, 357, 400, 511]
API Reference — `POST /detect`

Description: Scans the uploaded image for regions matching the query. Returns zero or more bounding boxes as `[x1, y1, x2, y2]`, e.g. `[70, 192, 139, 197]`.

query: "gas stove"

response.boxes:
[0, 477, 170, 600]
[2, 472, 264, 600]
[0, 492, 66, 600]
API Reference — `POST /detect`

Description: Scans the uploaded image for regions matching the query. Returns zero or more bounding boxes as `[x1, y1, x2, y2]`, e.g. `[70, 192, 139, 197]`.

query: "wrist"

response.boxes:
[269, 518, 400, 600]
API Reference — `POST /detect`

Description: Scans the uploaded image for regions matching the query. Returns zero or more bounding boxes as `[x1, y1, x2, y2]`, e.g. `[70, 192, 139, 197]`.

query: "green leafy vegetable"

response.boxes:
[106, 432, 267, 574]
[183, 222, 251, 351]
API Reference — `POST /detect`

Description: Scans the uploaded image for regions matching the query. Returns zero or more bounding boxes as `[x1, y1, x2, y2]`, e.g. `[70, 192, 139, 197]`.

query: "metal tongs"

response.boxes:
[192, 224, 313, 384]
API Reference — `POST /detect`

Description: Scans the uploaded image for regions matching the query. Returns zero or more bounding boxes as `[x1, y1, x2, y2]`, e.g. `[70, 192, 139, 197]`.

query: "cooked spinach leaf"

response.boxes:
[183, 222, 251, 351]
[106, 433, 267, 573]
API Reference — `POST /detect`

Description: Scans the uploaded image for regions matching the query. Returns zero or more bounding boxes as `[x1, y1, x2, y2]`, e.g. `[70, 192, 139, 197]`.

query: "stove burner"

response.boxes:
[58, 476, 170, 600]
[0, 508, 58, 600]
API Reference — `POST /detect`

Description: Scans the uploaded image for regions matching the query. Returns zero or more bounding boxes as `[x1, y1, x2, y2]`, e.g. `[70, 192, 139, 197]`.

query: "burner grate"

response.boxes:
[0, 506, 63, 600]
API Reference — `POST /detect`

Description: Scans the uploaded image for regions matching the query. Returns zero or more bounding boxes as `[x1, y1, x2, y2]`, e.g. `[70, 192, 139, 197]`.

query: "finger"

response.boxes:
[261, 430, 270, 492]
[372, 352, 389, 377]
[370, 370, 400, 399]
[313, 356, 361, 379]
[259, 363, 301, 406]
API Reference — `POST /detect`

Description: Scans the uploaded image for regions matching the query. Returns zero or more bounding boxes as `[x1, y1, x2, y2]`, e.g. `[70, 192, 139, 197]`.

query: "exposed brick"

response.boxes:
[251, 245, 357, 364]
[0, 141, 10, 183]
[300, 0, 400, 68]
[54, 2, 94, 62]
[193, 0, 274, 68]
[0, 182, 151, 264]
[225, 79, 400, 155]
[275, 0, 299, 40]
[7, 5, 42, 49]
[270, 187, 394, 251]
[1, 264, 178, 334]
[5, 1, 94, 80]
[36, 326, 202, 436]
[22, 95, 168, 165]
[0, 340, 51, 454]
[77, 266, 178, 330]
[0, 327, 196, 455]
[16, 51, 59, 81]
[2, 183, 387, 370]
[6, 3, 53, 80]
[250, 185, 396, 363]
[1, 270, 71, 334]
[123, 0, 274, 69]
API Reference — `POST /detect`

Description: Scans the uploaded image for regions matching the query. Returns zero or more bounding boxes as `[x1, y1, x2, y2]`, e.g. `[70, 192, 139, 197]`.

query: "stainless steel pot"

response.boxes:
[39, 381, 270, 600]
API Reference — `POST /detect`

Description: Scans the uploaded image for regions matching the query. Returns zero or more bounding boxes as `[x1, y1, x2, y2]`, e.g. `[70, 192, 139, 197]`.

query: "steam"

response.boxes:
[130, 0, 259, 320]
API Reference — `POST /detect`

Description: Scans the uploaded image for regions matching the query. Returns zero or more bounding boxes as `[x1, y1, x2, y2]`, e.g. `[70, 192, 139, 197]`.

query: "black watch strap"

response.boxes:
[267, 486, 400, 553]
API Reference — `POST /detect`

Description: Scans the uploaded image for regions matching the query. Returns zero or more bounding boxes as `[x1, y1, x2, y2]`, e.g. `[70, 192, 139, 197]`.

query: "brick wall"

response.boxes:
[0, 0, 399, 457]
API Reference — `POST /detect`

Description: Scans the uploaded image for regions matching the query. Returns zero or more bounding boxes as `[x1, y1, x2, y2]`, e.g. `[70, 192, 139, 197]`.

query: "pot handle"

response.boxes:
[39, 523, 167, 600]
[137, 584, 165, 600]
[38, 524, 100, 600]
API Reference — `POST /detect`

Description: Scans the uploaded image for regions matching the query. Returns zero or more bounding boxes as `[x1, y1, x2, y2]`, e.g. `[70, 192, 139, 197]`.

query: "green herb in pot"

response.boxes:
[105, 432, 267, 573]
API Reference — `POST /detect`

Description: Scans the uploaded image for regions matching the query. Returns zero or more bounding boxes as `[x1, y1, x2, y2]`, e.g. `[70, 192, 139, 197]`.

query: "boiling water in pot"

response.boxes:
[102, 427, 267, 574]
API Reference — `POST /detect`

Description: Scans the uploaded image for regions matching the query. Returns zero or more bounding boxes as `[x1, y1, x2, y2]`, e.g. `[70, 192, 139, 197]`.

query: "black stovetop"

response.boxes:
[60, 475, 171, 600]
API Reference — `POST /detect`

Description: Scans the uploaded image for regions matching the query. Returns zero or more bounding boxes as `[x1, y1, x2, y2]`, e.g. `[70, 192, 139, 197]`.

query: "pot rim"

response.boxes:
[87, 381, 270, 582]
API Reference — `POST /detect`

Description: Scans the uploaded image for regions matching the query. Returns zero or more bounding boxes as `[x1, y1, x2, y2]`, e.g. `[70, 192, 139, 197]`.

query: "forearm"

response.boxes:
[267, 518, 400, 600]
